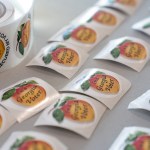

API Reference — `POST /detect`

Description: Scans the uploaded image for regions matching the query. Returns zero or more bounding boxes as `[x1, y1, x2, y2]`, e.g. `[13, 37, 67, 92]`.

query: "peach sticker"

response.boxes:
[0, 114, 2, 128]
[109, 0, 136, 6]
[61, 69, 131, 109]
[2, 80, 46, 107]
[0, 77, 60, 122]
[27, 42, 89, 79]
[16, 20, 31, 55]
[111, 40, 147, 60]
[109, 127, 150, 150]
[81, 71, 120, 94]
[11, 136, 53, 150]
[88, 11, 117, 26]
[1, 131, 67, 150]
[35, 93, 106, 139]
[63, 25, 97, 44]
[52, 97, 95, 123]
[42, 45, 79, 67]
[94, 37, 150, 72]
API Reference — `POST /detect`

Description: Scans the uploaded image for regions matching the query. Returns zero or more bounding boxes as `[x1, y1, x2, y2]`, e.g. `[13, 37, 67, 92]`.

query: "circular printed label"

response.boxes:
[81, 72, 120, 94]
[92, 11, 117, 26]
[53, 97, 95, 123]
[63, 26, 97, 44]
[0, 32, 10, 69]
[11, 136, 53, 150]
[15, 15, 31, 58]
[116, 0, 136, 6]
[111, 40, 147, 60]
[0, 114, 2, 128]
[123, 132, 150, 150]
[2, 81, 47, 107]
[42, 45, 79, 67]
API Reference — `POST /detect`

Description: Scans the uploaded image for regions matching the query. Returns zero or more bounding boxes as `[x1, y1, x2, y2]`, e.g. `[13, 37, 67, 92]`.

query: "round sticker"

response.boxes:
[0, 114, 2, 128]
[123, 131, 150, 150]
[11, 136, 53, 150]
[111, 40, 147, 60]
[0, 32, 10, 69]
[15, 15, 31, 57]
[2, 80, 47, 107]
[89, 11, 117, 26]
[81, 71, 120, 94]
[42, 45, 79, 67]
[52, 97, 95, 123]
[63, 25, 97, 44]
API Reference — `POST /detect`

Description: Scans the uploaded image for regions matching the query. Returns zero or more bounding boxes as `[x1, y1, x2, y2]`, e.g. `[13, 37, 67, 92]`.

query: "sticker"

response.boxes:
[0, 77, 60, 122]
[96, 0, 142, 15]
[109, 127, 150, 150]
[71, 6, 125, 35]
[48, 23, 106, 52]
[132, 17, 150, 36]
[27, 42, 89, 79]
[94, 37, 150, 72]
[16, 15, 31, 57]
[61, 68, 131, 109]
[0, 106, 16, 136]
[1, 131, 67, 150]
[0, 32, 10, 69]
[128, 90, 150, 111]
[35, 93, 106, 139]
[0, 0, 14, 23]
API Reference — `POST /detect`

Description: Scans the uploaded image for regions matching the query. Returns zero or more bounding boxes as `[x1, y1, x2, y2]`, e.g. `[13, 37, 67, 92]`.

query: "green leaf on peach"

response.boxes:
[2, 88, 16, 101]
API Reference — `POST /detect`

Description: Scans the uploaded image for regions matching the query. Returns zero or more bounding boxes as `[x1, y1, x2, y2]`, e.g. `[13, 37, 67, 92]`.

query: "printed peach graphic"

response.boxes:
[42, 45, 79, 66]
[11, 136, 53, 150]
[111, 40, 147, 60]
[124, 131, 150, 150]
[81, 71, 120, 94]
[2, 80, 46, 107]
[52, 97, 95, 123]
[109, 0, 136, 6]
[0, 39, 5, 60]
[16, 20, 31, 55]
[63, 25, 97, 44]
[88, 11, 117, 26]
[21, 20, 31, 48]
[0, 115, 2, 128]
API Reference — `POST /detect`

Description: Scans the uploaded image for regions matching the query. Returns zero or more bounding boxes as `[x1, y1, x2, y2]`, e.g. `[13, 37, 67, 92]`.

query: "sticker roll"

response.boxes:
[0, 0, 34, 72]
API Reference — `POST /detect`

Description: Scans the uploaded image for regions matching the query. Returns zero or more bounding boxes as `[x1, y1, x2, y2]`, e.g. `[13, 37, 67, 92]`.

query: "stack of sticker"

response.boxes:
[35, 68, 131, 139]
[0, 69, 131, 139]
[94, 36, 150, 72]
[27, 0, 143, 78]
[0, 0, 34, 72]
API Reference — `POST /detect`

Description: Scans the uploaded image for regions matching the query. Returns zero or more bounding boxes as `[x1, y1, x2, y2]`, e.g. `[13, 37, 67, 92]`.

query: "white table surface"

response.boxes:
[0, 0, 150, 149]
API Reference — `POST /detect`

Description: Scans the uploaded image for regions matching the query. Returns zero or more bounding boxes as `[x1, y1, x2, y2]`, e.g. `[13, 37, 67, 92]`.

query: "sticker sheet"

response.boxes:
[71, 6, 126, 36]
[96, 0, 142, 15]
[1, 131, 68, 150]
[0, 106, 16, 136]
[132, 17, 150, 36]
[0, 77, 60, 122]
[61, 68, 131, 109]
[35, 93, 106, 139]
[27, 42, 89, 79]
[128, 90, 150, 111]
[94, 37, 150, 72]
[109, 127, 150, 150]
[48, 23, 107, 52]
